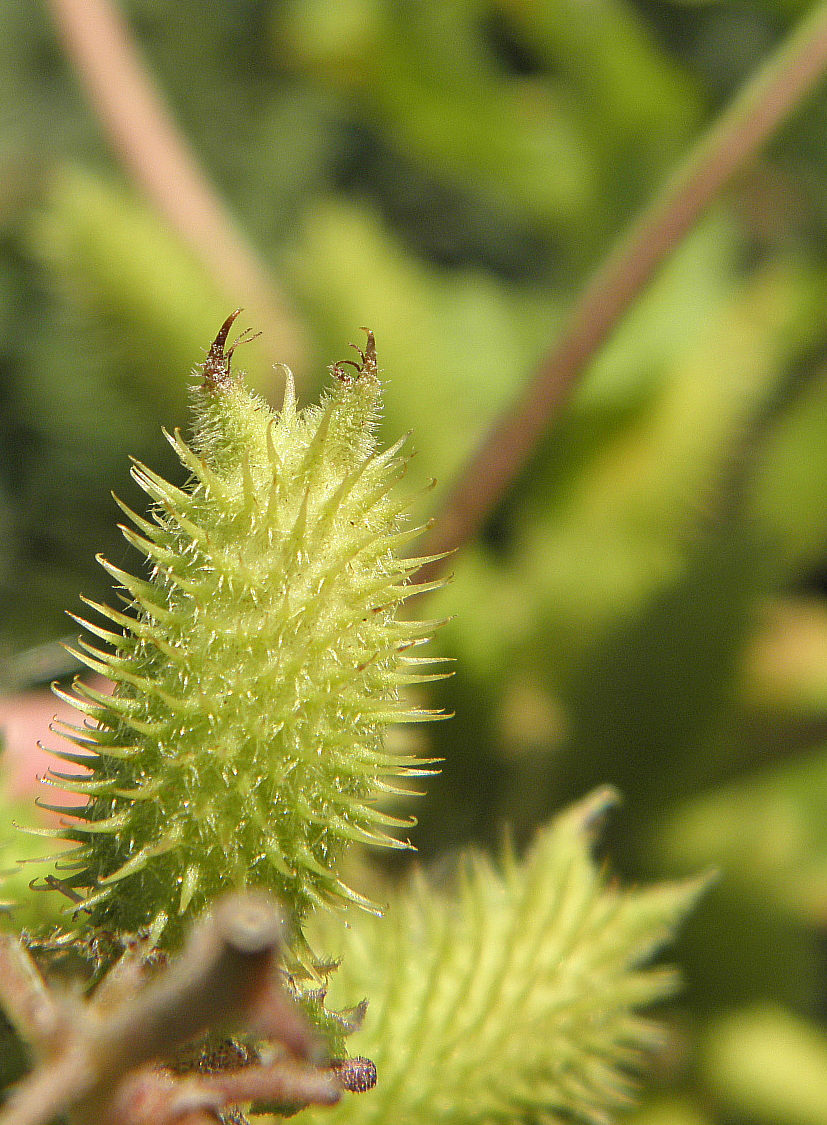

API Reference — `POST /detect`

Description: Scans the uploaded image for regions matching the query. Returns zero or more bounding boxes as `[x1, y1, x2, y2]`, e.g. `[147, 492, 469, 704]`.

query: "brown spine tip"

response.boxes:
[359, 328, 377, 376]
[330, 329, 378, 384]
[201, 310, 262, 391]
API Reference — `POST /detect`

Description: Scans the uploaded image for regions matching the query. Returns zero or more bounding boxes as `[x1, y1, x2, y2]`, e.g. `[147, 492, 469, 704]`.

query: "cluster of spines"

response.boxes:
[301, 789, 708, 1125]
[37, 315, 448, 948]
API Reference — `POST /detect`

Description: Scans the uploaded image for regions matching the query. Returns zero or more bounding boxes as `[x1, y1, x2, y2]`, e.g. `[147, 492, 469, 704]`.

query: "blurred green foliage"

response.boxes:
[1, 1, 827, 1122]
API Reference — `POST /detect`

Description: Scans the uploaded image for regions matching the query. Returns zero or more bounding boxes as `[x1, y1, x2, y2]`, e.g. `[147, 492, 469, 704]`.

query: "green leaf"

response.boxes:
[28, 166, 275, 413]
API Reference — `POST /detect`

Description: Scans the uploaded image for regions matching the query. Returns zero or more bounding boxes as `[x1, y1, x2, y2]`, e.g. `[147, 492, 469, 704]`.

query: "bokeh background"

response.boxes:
[2, 2, 827, 1123]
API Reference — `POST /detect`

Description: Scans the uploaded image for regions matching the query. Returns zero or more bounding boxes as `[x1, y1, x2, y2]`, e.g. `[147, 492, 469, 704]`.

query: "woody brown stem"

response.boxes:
[0, 936, 67, 1053]
[0, 894, 330, 1125]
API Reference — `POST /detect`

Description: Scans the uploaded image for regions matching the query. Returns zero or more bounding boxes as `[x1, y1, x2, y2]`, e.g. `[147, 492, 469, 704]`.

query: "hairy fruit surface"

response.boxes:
[44, 314, 444, 948]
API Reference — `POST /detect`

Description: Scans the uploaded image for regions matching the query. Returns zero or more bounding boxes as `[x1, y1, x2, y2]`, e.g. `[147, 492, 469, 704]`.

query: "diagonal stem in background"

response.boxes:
[45, 0, 827, 574]
[419, 1, 827, 580]
[46, 0, 310, 377]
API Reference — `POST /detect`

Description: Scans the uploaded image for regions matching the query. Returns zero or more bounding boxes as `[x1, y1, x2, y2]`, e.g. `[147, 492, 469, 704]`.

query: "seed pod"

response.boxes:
[44, 315, 446, 949]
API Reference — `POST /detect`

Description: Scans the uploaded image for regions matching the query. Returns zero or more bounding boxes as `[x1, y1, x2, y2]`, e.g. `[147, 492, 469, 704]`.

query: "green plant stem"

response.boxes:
[420, 1, 827, 578]
[46, 0, 310, 377]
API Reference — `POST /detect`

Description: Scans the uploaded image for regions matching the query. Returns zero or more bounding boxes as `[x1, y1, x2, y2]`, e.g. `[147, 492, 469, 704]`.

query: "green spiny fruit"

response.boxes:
[302, 789, 708, 1125]
[41, 313, 445, 950]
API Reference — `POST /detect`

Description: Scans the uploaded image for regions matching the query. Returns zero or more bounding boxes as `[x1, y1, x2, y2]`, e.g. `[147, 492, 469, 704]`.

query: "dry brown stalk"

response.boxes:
[0, 893, 342, 1125]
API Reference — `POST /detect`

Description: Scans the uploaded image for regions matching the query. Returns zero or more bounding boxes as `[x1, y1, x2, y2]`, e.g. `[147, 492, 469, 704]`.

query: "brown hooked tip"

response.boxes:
[201, 310, 262, 391]
[359, 328, 377, 375]
[329, 329, 378, 384]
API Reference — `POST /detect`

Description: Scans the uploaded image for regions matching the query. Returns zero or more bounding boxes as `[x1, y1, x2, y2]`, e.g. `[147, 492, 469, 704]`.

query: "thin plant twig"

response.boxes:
[0, 935, 67, 1053]
[419, 1, 827, 578]
[108, 1061, 341, 1125]
[0, 893, 341, 1125]
[46, 0, 310, 376]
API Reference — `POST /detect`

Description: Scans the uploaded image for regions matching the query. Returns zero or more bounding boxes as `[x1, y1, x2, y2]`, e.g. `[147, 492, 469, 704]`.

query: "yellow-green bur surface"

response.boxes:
[44, 328, 444, 948]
